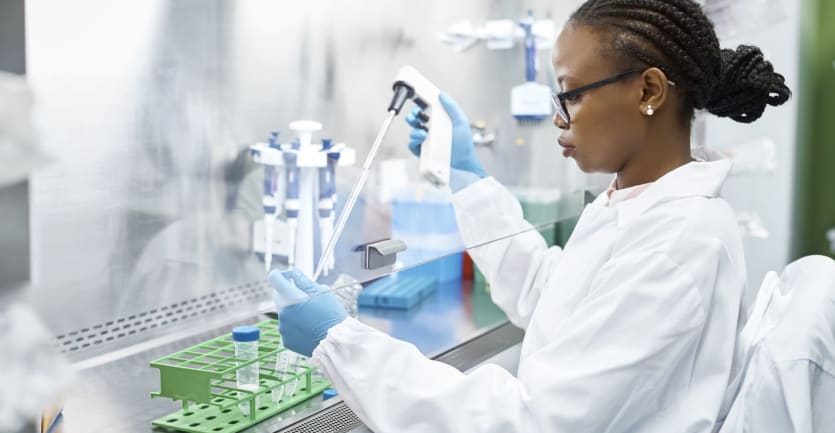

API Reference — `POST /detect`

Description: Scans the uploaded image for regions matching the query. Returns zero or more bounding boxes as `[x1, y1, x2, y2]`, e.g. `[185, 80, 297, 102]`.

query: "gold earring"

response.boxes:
[646, 105, 655, 116]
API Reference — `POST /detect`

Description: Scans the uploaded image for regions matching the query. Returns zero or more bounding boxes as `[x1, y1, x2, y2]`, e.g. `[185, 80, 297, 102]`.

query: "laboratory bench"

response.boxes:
[60, 279, 523, 433]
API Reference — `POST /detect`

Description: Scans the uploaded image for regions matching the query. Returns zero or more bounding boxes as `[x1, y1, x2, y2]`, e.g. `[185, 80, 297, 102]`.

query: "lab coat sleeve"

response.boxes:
[312, 251, 707, 433]
[450, 177, 562, 329]
[313, 317, 540, 433]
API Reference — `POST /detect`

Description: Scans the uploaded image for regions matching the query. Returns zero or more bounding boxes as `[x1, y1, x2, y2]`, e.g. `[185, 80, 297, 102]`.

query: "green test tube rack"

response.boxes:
[150, 320, 331, 433]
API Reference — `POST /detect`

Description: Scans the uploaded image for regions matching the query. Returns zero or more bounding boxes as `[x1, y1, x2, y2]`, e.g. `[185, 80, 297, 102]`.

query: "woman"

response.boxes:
[270, 0, 791, 431]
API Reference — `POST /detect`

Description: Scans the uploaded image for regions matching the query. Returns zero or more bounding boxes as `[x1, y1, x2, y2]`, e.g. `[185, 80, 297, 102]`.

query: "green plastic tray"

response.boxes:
[150, 320, 330, 433]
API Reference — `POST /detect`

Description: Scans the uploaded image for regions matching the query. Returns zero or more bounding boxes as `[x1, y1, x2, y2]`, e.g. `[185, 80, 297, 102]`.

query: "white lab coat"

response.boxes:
[312, 160, 747, 433]
[715, 255, 835, 433]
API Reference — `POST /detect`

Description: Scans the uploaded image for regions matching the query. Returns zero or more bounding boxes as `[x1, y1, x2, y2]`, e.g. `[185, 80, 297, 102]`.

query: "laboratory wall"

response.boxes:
[702, 0, 802, 303]
[22, 0, 584, 361]
[0, 0, 29, 300]
[0, 0, 25, 75]
[793, 0, 835, 260]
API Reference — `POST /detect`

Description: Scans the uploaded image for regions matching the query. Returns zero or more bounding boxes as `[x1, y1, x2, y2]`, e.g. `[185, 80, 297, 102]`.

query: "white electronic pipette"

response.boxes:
[311, 66, 453, 282]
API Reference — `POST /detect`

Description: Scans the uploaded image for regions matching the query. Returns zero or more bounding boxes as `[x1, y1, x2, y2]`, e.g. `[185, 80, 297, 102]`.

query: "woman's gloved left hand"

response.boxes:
[269, 268, 348, 357]
[405, 92, 487, 178]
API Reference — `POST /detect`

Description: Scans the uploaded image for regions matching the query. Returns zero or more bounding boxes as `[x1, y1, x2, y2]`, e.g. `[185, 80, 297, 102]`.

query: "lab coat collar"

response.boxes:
[591, 159, 732, 227]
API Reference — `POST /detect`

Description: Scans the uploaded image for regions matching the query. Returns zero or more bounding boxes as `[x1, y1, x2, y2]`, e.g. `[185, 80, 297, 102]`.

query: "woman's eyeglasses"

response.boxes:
[551, 69, 676, 124]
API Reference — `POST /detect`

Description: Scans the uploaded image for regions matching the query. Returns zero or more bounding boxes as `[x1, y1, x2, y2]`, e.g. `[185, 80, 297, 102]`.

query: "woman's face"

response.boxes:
[552, 23, 647, 173]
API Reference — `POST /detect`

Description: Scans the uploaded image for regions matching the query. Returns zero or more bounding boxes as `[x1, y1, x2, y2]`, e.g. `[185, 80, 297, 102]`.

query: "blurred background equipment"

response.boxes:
[511, 10, 554, 127]
[703, 0, 788, 40]
[0, 3, 71, 432]
[436, 10, 558, 127]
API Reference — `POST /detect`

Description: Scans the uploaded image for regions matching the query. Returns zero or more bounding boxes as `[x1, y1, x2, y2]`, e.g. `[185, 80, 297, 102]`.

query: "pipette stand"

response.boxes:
[250, 122, 356, 276]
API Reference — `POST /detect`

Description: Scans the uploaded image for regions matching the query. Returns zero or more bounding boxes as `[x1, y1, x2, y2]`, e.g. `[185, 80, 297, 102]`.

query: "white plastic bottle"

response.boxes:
[232, 326, 260, 415]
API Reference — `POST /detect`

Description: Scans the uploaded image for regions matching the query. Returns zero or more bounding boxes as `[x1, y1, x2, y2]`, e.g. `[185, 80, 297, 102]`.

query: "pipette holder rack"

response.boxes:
[249, 139, 356, 276]
[249, 141, 356, 170]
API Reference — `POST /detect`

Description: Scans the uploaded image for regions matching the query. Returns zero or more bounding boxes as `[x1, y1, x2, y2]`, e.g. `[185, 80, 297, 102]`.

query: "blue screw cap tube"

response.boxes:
[323, 388, 338, 401]
[232, 326, 261, 415]
[232, 326, 260, 342]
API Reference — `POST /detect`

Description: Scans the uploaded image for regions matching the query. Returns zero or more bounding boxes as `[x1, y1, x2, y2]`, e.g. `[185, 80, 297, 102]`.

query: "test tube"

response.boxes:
[272, 272, 312, 403]
[272, 348, 301, 403]
[232, 326, 260, 415]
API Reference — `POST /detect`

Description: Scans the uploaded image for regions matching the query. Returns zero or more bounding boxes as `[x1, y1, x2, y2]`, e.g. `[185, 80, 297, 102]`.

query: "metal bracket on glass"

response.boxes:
[363, 239, 407, 270]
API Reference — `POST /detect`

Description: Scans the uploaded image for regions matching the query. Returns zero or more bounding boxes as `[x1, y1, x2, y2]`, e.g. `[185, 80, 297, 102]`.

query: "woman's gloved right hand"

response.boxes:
[269, 268, 348, 357]
[405, 92, 486, 178]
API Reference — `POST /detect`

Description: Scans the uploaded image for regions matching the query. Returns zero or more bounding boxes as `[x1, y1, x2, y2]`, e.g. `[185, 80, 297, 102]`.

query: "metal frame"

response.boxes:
[0, 0, 29, 294]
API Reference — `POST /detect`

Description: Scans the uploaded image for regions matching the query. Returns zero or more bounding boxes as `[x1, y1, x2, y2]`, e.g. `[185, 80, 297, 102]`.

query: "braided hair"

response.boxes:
[570, 0, 791, 123]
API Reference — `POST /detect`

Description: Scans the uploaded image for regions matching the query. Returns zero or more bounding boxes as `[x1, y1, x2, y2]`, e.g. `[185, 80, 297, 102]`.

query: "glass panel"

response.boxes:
[22, 0, 593, 353]
[309, 164, 587, 288]
[319, 220, 577, 357]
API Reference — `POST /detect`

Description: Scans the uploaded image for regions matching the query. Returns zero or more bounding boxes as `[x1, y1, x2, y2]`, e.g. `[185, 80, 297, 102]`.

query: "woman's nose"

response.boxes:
[554, 113, 569, 130]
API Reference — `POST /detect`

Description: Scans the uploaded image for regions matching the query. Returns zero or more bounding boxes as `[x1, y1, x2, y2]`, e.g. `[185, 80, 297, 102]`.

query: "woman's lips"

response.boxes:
[558, 138, 576, 158]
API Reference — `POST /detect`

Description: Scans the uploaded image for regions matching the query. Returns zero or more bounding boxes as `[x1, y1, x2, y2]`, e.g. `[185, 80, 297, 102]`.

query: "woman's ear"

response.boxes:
[639, 67, 671, 115]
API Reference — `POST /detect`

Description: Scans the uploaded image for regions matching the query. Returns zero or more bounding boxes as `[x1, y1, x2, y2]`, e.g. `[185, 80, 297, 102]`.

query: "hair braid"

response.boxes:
[570, 0, 790, 123]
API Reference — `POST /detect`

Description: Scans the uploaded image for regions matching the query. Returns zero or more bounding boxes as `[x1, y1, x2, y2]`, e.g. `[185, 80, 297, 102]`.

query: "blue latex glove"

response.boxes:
[405, 92, 487, 179]
[269, 268, 348, 357]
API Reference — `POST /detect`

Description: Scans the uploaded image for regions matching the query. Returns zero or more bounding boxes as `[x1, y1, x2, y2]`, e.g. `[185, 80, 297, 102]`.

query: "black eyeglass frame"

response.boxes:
[552, 69, 643, 124]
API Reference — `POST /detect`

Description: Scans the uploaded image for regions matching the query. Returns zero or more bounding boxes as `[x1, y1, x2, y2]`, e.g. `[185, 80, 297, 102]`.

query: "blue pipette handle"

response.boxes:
[522, 11, 536, 82]
[283, 152, 300, 218]
[263, 131, 280, 213]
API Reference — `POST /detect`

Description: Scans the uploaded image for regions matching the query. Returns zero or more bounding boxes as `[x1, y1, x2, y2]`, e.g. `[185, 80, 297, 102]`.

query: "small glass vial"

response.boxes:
[233, 326, 260, 415]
